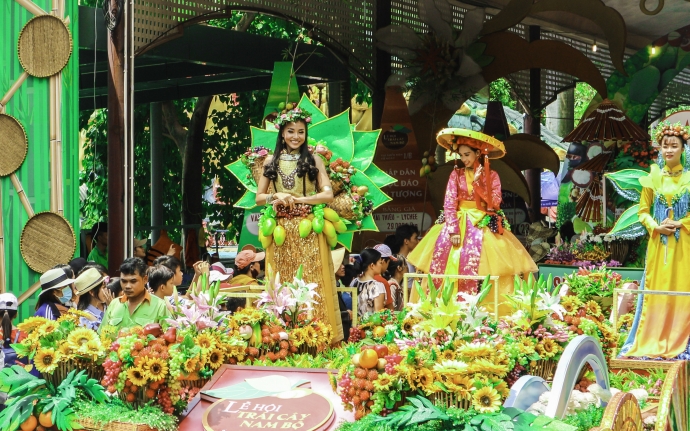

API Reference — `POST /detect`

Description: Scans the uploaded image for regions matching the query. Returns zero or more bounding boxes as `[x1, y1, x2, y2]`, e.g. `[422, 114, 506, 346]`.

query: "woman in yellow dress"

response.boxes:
[255, 107, 343, 343]
[622, 126, 690, 359]
[407, 128, 537, 314]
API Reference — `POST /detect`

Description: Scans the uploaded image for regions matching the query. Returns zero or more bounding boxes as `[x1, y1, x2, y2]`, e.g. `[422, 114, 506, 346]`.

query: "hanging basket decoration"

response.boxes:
[562, 99, 650, 143]
[575, 151, 614, 173]
[0, 113, 28, 177]
[17, 15, 73, 77]
[576, 176, 603, 223]
[20, 211, 76, 273]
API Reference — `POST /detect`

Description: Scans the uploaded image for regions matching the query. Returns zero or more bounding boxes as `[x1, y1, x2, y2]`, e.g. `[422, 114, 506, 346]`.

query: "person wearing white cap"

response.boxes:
[75, 268, 110, 330]
[209, 262, 233, 285]
[372, 244, 397, 310]
[0, 292, 24, 369]
[34, 268, 75, 320]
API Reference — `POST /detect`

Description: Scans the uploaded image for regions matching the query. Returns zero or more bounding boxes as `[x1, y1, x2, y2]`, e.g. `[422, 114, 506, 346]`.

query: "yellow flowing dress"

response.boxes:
[264, 156, 344, 343]
[625, 163, 690, 358]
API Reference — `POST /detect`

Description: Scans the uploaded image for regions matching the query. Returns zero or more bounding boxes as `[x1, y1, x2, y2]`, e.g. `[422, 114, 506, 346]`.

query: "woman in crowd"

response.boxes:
[255, 106, 342, 342]
[75, 268, 112, 330]
[0, 293, 25, 368]
[385, 254, 407, 311]
[34, 268, 74, 320]
[350, 249, 387, 317]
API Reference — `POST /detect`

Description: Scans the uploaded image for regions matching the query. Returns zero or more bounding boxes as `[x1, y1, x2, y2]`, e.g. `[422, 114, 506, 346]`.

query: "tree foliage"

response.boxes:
[574, 82, 596, 126]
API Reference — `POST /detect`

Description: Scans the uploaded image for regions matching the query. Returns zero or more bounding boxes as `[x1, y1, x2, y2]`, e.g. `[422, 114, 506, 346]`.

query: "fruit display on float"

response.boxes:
[227, 95, 396, 250]
[419, 150, 437, 177]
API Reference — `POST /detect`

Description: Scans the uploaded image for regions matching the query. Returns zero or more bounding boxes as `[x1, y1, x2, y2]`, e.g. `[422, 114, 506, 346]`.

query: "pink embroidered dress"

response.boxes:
[407, 166, 537, 314]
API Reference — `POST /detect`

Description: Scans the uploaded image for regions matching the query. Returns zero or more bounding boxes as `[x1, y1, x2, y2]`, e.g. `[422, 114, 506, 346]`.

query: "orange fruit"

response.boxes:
[38, 411, 53, 428]
[126, 393, 136, 403]
[20, 415, 37, 431]
[359, 349, 379, 369]
[145, 389, 155, 398]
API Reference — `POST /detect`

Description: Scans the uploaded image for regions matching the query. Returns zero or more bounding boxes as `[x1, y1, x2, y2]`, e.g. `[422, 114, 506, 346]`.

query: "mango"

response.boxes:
[261, 218, 277, 237]
[334, 219, 347, 233]
[274, 225, 286, 246]
[323, 220, 337, 240]
[298, 218, 313, 238]
[323, 208, 340, 223]
[258, 231, 272, 248]
[312, 217, 325, 234]
[326, 233, 338, 248]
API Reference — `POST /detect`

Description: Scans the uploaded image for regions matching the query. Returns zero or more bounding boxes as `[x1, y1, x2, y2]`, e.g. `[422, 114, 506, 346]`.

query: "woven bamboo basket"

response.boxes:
[327, 193, 356, 220]
[250, 157, 266, 185]
[180, 377, 210, 390]
[75, 417, 159, 431]
[41, 359, 104, 388]
[296, 344, 320, 356]
[17, 15, 73, 77]
[429, 392, 472, 410]
[0, 113, 28, 177]
[118, 386, 156, 408]
[20, 211, 76, 273]
[529, 359, 558, 381]
[330, 178, 344, 195]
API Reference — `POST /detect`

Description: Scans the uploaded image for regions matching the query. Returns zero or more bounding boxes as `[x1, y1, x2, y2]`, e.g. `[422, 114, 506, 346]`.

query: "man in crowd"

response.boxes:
[99, 257, 170, 333]
[87, 222, 108, 268]
[395, 224, 420, 289]
[231, 249, 264, 286]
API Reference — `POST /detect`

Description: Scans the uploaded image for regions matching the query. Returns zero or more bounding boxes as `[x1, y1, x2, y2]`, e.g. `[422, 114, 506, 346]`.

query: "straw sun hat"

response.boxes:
[436, 128, 506, 159]
[74, 268, 104, 296]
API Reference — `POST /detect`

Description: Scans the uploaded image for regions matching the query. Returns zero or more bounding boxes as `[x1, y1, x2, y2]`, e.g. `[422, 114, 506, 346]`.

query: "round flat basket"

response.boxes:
[17, 15, 73, 77]
[0, 114, 28, 177]
[20, 212, 76, 273]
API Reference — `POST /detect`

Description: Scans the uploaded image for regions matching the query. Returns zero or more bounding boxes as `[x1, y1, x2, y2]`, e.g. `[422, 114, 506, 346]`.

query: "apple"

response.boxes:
[162, 327, 177, 344]
[373, 344, 389, 358]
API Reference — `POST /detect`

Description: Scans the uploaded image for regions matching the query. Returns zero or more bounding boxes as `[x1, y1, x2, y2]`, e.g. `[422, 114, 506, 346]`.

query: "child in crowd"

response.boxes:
[0, 293, 25, 368]
[350, 248, 386, 317]
[384, 254, 407, 311]
[148, 265, 175, 300]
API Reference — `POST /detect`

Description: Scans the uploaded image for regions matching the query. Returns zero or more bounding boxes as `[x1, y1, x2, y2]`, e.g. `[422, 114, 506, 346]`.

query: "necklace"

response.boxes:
[663, 168, 683, 177]
[278, 163, 299, 189]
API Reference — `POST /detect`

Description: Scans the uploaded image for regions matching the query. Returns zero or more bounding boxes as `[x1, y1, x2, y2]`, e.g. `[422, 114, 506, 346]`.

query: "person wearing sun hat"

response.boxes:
[407, 128, 537, 315]
[74, 268, 109, 330]
[34, 268, 75, 320]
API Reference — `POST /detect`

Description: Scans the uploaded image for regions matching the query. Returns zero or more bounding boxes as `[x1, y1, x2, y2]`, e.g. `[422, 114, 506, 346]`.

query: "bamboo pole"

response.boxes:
[49, 75, 57, 212]
[18, 281, 40, 305]
[10, 173, 35, 218]
[0, 187, 5, 293]
[0, 71, 29, 113]
[56, 72, 64, 215]
[13, 0, 47, 16]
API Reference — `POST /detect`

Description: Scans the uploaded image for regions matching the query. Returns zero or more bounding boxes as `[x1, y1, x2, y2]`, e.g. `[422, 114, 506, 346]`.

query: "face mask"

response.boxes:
[59, 286, 73, 305]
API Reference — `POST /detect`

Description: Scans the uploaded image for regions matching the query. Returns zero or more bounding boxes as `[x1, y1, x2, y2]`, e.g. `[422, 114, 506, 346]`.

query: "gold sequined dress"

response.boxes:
[265, 156, 344, 343]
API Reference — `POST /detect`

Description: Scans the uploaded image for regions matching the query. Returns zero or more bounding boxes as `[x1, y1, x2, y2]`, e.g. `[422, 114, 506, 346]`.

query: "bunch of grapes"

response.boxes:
[370, 391, 386, 415]
[348, 327, 364, 343]
[338, 375, 354, 407]
[113, 334, 139, 359]
[275, 203, 312, 219]
[101, 358, 122, 393]
[158, 385, 174, 414]
[505, 364, 525, 387]
[383, 354, 402, 374]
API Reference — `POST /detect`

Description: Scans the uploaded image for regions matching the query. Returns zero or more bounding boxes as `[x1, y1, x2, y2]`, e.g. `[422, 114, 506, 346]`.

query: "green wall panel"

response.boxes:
[1, 0, 80, 320]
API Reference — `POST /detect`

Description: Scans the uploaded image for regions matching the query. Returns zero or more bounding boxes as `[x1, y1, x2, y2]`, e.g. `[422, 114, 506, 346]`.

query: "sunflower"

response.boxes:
[83, 340, 103, 358]
[472, 386, 502, 413]
[536, 338, 560, 359]
[617, 313, 634, 331]
[415, 368, 436, 394]
[446, 375, 474, 400]
[493, 380, 510, 398]
[207, 349, 225, 369]
[126, 366, 148, 386]
[57, 313, 80, 325]
[18, 317, 49, 333]
[456, 343, 494, 360]
[561, 296, 583, 315]
[304, 325, 317, 345]
[517, 336, 536, 355]
[233, 308, 264, 325]
[58, 342, 75, 357]
[143, 357, 169, 381]
[35, 348, 61, 373]
[184, 357, 199, 373]
[372, 373, 394, 392]
[67, 328, 98, 348]
[467, 359, 508, 377]
[440, 349, 456, 361]
[402, 317, 419, 333]
[195, 333, 216, 351]
[37, 320, 59, 335]
[585, 300, 602, 317]
[433, 360, 468, 373]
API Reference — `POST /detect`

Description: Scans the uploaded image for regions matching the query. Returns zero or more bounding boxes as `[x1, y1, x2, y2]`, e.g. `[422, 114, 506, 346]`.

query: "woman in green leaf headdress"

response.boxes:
[612, 122, 690, 359]
[255, 106, 343, 343]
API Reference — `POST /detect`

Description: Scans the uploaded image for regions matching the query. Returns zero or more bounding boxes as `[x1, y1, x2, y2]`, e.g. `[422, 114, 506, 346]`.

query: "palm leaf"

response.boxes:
[363, 164, 397, 188]
[351, 171, 392, 209]
[234, 191, 258, 209]
[309, 109, 354, 163]
[608, 204, 645, 239]
[605, 169, 645, 201]
[250, 126, 278, 149]
[226, 159, 257, 193]
[0, 394, 40, 431]
[297, 94, 328, 125]
[0, 365, 37, 394]
[336, 232, 354, 251]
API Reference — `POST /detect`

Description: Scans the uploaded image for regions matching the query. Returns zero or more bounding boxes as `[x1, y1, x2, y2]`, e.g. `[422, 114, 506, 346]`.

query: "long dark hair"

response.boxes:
[77, 282, 104, 311]
[1, 309, 17, 348]
[353, 249, 382, 276]
[263, 120, 319, 185]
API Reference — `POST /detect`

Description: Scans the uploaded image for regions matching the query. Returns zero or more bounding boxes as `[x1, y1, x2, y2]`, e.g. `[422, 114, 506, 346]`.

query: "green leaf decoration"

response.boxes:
[351, 130, 379, 171]
[364, 164, 396, 188]
[608, 204, 646, 239]
[372, 396, 448, 427]
[347, 214, 378, 232]
[251, 126, 278, 149]
[0, 365, 36, 393]
[297, 94, 328, 125]
[227, 159, 257, 193]
[470, 413, 514, 431]
[75, 372, 108, 403]
[0, 393, 40, 431]
[8, 378, 46, 398]
[235, 191, 258, 209]
[605, 169, 645, 201]
[337, 232, 354, 250]
[309, 109, 354, 163]
[530, 415, 578, 430]
[263, 62, 301, 119]
[351, 171, 392, 209]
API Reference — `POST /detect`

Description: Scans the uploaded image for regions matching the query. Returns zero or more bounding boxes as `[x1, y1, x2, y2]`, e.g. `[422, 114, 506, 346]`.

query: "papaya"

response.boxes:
[323, 220, 337, 240]
[326, 233, 338, 248]
[298, 218, 313, 238]
[274, 226, 286, 246]
[312, 217, 325, 234]
[258, 231, 272, 248]
[323, 207, 340, 223]
[261, 218, 277, 237]
[334, 219, 347, 233]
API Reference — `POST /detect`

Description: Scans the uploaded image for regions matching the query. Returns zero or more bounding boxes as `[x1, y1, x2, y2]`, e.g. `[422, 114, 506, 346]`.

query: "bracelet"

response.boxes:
[266, 193, 273, 204]
[322, 186, 332, 191]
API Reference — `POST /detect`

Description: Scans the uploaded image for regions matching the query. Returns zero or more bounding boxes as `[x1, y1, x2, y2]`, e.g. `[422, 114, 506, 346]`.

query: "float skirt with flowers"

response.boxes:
[408, 129, 536, 315]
